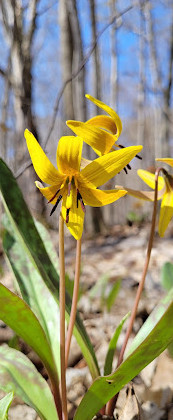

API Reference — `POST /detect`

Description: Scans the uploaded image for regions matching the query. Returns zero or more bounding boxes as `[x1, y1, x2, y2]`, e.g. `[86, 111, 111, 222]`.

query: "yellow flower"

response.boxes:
[25, 129, 142, 240]
[156, 158, 173, 236]
[116, 161, 173, 237]
[66, 94, 123, 157]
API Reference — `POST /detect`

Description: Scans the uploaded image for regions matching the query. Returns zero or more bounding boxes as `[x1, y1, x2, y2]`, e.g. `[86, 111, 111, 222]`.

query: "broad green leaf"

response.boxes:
[0, 158, 99, 379]
[104, 312, 130, 375]
[0, 345, 58, 420]
[106, 279, 121, 312]
[0, 283, 58, 387]
[74, 300, 173, 420]
[126, 287, 173, 357]
[0, 392, 13, 419]
[3, 227, 61, 376]
[161, 262, 173, 291]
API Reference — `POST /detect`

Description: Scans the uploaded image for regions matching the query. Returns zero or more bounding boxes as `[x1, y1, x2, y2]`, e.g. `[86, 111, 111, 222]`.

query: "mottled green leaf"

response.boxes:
[74, 300, 173, 420]
[0, 345, 58, 420]
[0, 392, 13, 419]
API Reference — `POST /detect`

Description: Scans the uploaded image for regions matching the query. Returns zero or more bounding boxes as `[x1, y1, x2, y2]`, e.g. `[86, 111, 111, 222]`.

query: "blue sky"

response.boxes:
[0, 0, 173, 127]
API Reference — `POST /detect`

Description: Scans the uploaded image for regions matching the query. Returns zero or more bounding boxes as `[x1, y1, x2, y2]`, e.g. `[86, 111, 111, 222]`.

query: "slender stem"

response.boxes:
[106, 168, 160, 417]
[65, 238, 82, 368]
[59, 214, 68, 420]
[50, 375, 62, 420]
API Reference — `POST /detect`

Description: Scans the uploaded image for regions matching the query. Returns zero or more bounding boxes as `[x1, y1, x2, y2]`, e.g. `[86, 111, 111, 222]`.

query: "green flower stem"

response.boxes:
[65, 238, 82, 369]
[59, 214, 68, 420]
[106, 168, 161, 417]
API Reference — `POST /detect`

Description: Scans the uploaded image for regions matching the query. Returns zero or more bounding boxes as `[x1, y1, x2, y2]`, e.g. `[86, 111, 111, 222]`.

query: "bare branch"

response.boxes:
[24, 0, 40, 51]
[0, 67, 7, 77]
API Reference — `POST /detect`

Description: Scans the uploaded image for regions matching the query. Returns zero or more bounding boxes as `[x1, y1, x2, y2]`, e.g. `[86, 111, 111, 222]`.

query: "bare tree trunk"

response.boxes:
[59, 0, 75, 122]
[0, 0, 43, 214]
[137, 2, 145, 150]
[110, 0, 118, 109]
[162, 8, 173, 157]
[88, 0, 105, 234]
[89, 0, 101, 109]
[144, 0, 163, 159]
[66, 0, 86, 121]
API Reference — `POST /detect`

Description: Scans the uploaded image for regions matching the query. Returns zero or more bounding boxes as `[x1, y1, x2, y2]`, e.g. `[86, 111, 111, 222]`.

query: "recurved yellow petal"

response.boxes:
[86, 115, 118, 135]
[57, 136, 83, 176]
[137, 169, 165, 191]
[25, 129, 61, 184]
[86, 94, 122, 138]
[61, 187, 84, 240]
[35, 181, 64, 204]
[80, 146, 143, 188]
[79, 186, 127, 206]
[156, 158, 173, 168]
[115, 185, 155, 201]
[159, 191, 173, 237]
[66, 121, 115, 156]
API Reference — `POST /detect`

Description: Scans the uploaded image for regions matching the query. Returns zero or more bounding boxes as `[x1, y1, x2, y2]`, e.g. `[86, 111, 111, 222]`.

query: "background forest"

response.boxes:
[0, 0, 173, 234]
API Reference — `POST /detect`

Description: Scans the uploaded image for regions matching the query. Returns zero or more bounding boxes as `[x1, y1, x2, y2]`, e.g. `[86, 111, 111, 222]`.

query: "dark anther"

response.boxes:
[50, 195, 62, 216]
[66, 208, 70, 223]
[77, 189, 86, 213]
[48, 189, 60, 203]
[127, 164, 131, 170]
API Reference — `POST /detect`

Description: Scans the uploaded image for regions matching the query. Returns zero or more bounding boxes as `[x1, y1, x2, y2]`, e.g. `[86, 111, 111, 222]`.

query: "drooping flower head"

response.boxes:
[66, 94, 123, 157]
[115, 158, 173, 237]
[66, 95, 142, 173]
[25, 129, 142, 240]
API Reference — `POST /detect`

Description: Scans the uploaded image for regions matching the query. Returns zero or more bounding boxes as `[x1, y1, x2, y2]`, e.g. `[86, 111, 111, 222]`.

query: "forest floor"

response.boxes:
[1, 222, 173, 419]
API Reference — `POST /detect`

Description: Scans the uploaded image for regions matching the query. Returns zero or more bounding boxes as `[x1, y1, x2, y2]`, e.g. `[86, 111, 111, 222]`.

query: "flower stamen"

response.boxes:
[67, 181, 72, 196]
[48, 189, 60, 203]
[50, 194, 62, 216]
[77, 189, 86, 213]
[66, 208, 70, 223]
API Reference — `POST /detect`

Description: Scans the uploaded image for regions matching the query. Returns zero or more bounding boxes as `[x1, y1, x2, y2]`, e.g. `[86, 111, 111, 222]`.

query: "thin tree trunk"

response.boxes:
[137, 2, 145, 150]
[162, 8, 173, 157]
[66, 0, 86, 121]
[144, 0, 162, 159]
[110, 0, 118, 109]
[59, 0, 75, 122]
[89, 0, 105, 233]
[0, 0, 43, 214]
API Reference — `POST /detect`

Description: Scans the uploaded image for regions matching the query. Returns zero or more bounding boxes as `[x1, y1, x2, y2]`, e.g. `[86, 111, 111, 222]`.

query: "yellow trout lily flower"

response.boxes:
[156, 158, 173, 236]
[66, 94, 123, 157]
[116, 163, 173, 237]
[25, 129, 142, 240]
